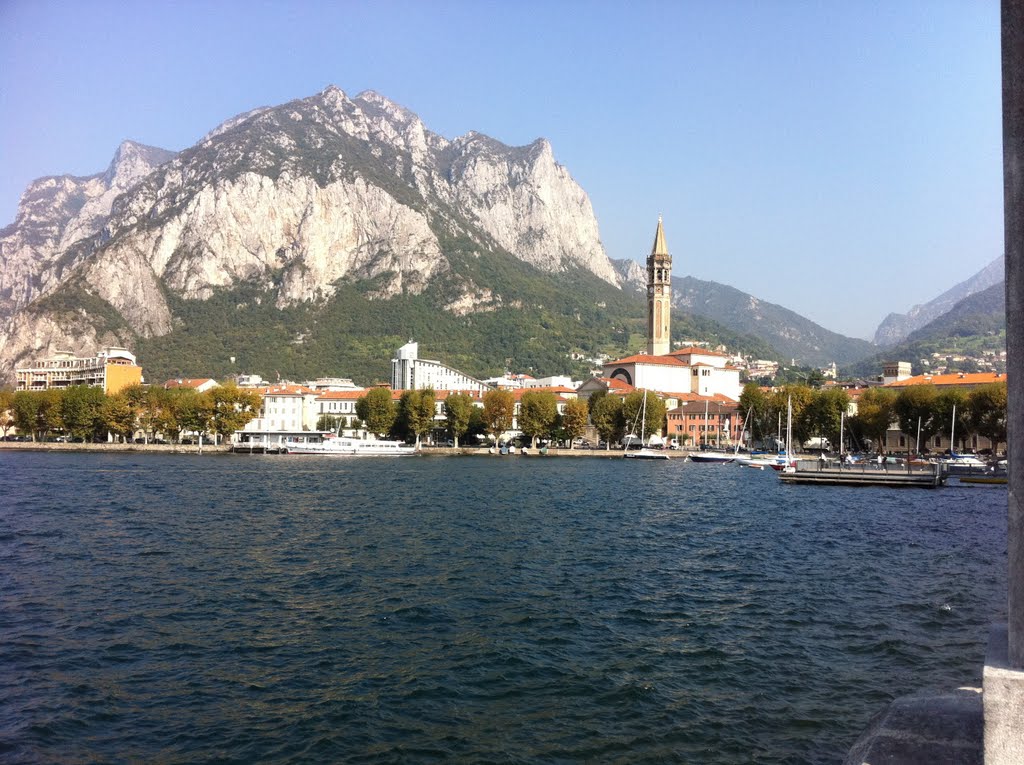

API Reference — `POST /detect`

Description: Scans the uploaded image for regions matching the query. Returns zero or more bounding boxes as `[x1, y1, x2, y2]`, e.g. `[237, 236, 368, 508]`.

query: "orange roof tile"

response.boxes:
[607, 354, 687, 367]
[885, 372, 1006, 388]
[667, 346, 729, 358]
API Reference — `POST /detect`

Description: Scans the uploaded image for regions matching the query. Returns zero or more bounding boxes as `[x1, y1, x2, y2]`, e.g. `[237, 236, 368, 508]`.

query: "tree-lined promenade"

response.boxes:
[0, 385, 262, 444]
[738, 381, 1008, 454]
[1, 378, 1008, 455]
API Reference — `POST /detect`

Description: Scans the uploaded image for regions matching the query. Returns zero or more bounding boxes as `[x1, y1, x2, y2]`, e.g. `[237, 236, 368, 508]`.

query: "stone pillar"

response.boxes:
[1003, 0, 1024, 671]
[985, 3, 1024, 762]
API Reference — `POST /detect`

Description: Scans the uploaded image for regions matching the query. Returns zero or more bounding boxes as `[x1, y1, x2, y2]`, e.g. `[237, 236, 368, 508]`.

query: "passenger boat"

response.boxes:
[284, 435, 417, 456]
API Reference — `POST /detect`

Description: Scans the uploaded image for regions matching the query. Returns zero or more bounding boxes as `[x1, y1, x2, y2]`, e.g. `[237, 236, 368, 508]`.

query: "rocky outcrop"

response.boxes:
[0, 141, 177, 321]
[0, 86, 618, 380]
[873, 256, 1004, 346]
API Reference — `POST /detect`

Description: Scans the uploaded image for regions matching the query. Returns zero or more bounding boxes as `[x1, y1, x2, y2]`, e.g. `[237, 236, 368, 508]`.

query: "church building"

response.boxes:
[601, 218, 741, 402]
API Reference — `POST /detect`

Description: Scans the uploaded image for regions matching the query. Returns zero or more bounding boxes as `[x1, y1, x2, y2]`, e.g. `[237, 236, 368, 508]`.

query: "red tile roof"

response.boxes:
[885, 372, 1006, 388]
[606, 354, 687, 367]
[666, 346, 729, 358]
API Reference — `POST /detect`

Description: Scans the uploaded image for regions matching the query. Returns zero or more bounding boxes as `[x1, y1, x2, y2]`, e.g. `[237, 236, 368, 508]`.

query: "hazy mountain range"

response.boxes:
[0, 87, 1005, 385]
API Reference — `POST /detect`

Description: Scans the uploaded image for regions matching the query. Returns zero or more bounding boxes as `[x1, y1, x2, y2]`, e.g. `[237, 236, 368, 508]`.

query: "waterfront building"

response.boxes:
[391, 341, 490, 393]
[240, 384, 319, 434]
[15, 347, 142, 394]
[601, 346, 742, 401]
[881, 371, 1008, 454]
[665, 394, 744, 447]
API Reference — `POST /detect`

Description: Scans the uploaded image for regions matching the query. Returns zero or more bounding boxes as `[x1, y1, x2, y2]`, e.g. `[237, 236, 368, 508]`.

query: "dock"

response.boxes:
[778, 459, 946, 488]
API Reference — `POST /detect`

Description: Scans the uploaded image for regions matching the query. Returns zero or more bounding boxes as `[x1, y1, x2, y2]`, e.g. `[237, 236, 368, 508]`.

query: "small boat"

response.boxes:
[284, 435, 417, 456]
[624, 389, 669, 460]
[690, 450, 735, 464]
[956, 473, 1008, 485]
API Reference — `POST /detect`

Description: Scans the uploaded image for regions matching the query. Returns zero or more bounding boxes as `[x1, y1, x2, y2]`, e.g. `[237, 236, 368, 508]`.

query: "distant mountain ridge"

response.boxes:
[873, 255, 1004, 346]
[0, 86, 623, 381]
[612, 259, 874, 367]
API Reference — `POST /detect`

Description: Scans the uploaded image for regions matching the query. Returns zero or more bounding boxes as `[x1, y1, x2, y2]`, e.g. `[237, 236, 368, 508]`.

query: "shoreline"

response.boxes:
[0, 442, 693, 458]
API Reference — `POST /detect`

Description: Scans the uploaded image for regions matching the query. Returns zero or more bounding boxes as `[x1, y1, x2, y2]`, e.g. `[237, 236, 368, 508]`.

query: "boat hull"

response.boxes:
[284, 439, 417, 456]
[778, 460, 945, 488]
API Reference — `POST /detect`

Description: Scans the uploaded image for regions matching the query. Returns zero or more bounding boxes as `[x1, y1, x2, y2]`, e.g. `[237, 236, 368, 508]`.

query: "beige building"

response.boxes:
[15, 347, 142, 394]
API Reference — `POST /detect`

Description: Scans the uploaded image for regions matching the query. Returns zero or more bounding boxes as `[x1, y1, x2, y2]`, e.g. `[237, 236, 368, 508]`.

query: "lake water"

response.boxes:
[0, 451, 1007, 764]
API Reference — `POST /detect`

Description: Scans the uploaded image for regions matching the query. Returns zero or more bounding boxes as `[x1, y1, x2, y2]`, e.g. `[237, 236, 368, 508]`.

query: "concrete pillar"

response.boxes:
[985, 3, 1024, 762]
[1003, 0, 1024, 670]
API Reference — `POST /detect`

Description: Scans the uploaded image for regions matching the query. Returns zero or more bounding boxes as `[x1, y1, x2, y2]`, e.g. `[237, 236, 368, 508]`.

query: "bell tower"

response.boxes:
[646, 216, 672, 356]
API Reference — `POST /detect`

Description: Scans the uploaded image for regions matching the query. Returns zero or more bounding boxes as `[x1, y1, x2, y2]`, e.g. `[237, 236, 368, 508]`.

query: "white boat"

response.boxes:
[284, 435, 417, 456]
[624, 389, 669, 460]
[690, 450, 735, 463]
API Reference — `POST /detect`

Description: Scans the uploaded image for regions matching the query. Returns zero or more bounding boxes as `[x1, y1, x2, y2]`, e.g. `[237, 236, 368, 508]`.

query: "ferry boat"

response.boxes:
[283, 436, 417, 456]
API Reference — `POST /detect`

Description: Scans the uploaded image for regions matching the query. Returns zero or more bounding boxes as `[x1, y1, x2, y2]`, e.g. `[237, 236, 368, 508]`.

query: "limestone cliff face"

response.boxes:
[0, 86, 618, 379]
[0, 141, 177, 321]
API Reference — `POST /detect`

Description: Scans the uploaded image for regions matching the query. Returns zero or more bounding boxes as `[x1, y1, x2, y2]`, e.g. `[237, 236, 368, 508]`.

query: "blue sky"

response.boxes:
[0, 0, 1003, 341]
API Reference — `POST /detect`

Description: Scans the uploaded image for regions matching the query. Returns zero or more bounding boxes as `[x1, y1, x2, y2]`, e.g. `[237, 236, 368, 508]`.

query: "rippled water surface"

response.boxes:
[0, 452, 1007, 763]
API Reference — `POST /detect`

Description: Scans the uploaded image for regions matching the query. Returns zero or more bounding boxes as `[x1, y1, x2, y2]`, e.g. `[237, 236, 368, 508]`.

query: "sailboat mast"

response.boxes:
[916, 416, 922, 455]
[839, 411, 844, 456]
[950, 404, 956, 455]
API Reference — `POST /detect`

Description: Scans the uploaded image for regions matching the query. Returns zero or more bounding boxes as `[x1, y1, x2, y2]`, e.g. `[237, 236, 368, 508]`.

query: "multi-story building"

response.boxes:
[15, 347, 142, 394]
[391, 341, 490, 393]
[163, 378, 219, 394]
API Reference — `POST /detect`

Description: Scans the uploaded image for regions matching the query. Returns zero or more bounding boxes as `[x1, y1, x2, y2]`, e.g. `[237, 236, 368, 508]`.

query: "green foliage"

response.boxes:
[102, 393, 137, 441]
[590, 395, 624, 448]
[482, 389, 515, 440]
[518, 390, 558, 446]
[851, 388, 897, 452]
[208, 385, 262, 441]
[622, 391, 666, 441]
[395, 388, 436, 445]
[800, 387, 850, 448]
[357, 387, 397, 436]
[443, 393, 475, 447]
[0, 390, 14, 437]
[317, 414, 340, 432]
[968, 382, 1008, 447]
[560, 398, 589, 445]
[892, 385, 940, 447]
[59, 385, 106, 442]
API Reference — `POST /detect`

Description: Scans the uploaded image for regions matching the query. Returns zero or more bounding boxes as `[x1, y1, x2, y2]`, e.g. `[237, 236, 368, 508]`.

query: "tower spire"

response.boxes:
[646, 217, 672, 356]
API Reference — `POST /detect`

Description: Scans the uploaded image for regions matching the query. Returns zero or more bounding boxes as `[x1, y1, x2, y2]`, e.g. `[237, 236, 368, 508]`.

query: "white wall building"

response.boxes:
[601, 346, 742, 401]
[391, 341, 490, 393]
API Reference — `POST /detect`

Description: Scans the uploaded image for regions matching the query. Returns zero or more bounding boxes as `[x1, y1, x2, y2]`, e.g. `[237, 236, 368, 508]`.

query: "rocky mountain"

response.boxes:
[846, 282, 1006, 378]
[612, 259, 874, 367]
[0, 86, 620, 381]
[873, 255, 1004, 346]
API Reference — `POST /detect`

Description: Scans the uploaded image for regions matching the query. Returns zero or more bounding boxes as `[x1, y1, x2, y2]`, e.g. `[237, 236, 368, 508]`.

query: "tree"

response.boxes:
[316, 414, 340, 432]
[59, 385, 106, 442]
[482, 389, 515, 442]
[768, 385, 814, 449]
[801, 387, 850, 452]
[852, 387, 897, 454]
[356, 387, 397, 437]
[0, 390, 16, 438]
[935, 388, 970, 453]
[102, 393, 138, 442]
[893, 385, 940, 453]
[561, 398, 589, 448]
[622, 391, 666, 444]
[518, 390, 558, 447]
[968, 382, 1007, 450]
[172, 388, 213, 443]
[396, 388, 436, 446]
[586, 389, 607, 415]
[738, 383, 772, 446]
[591, 395, 624, 449]
[444, 393, 475, 447]
[208, 385, 262, 443]
[12, 392, 40, 440]
[34, 390, 63, 441]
